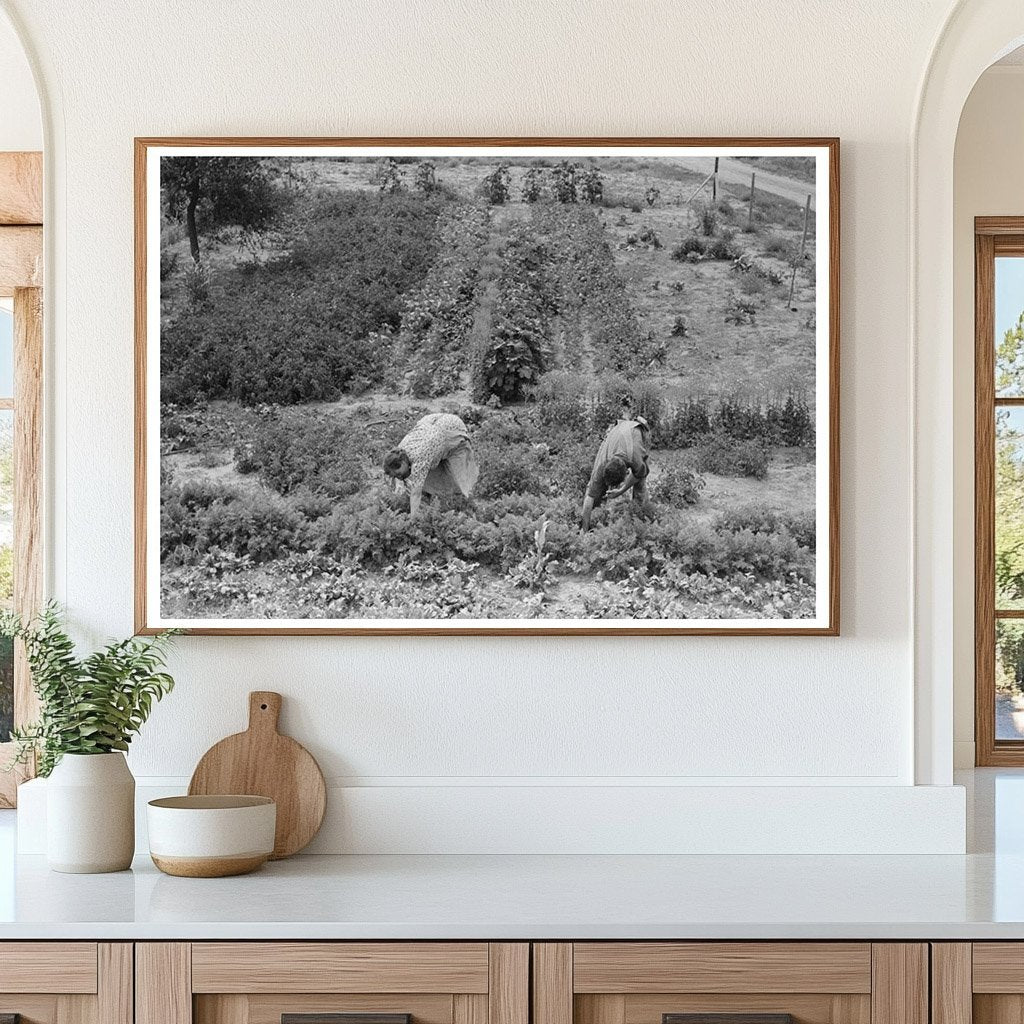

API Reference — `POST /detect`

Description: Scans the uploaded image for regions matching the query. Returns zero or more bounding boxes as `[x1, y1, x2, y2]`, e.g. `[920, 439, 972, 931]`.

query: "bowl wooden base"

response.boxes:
[151, 853, 268, 878]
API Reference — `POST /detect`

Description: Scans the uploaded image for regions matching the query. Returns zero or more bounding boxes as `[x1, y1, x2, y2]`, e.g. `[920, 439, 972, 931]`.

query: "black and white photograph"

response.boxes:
[137, 140, 838, 634]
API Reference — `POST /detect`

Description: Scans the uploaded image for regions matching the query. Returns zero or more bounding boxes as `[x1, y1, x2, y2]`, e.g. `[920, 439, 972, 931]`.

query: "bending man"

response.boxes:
[581, 416, 650, 532]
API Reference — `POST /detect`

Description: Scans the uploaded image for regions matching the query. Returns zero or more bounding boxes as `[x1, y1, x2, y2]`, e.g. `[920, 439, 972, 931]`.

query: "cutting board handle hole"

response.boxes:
[260, 703, 268, 710]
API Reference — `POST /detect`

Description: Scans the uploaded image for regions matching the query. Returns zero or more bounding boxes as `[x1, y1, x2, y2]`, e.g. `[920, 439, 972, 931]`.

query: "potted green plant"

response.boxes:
[2, 604, 178, 873]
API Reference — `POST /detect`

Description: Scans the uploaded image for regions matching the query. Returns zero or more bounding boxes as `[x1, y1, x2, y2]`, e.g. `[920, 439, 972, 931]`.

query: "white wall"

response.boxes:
[2, 0, 972, 851]
[952, 65, 1024, 767]
[0, 9, 39, 152]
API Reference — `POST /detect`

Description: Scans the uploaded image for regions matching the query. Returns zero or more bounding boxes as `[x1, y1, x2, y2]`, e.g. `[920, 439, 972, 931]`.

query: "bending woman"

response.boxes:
[383, 412, 480, 516]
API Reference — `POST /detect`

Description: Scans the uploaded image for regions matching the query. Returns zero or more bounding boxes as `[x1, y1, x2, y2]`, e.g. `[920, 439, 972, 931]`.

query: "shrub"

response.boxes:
[705, 231, 740, 260]
[628, 378, 664, 430]
[733, 252, 785, 284]
[475, 445, 546, 498]
[414, 161, 438, 194]
[375, 157, 404, 192]
[766, 396, 815, 446]
[535, 370, 591, 431]
[672, 235, 706, 260]
[160, 250, 181, 282]
[161, 190, 443, 405]
[392, 203, 490, 397]
[183, 259, 211, 308]
[471, 229, 554, 401]
[725, 294, 757, 325]
[579, 168, 604, 204]
[521, 167, 543, 202]
[670, 316, 688, 337]
[715, 505, 816, 551]
[161, 479, 307, 566]
[235, 407, 361, 498]
[696, 202, 719, 236]
[528, 204, 655, 376]
[739, 273, 768, 297]
[650, 462, 705, 505]
[481, 163, 511, 204]
[763, 232, 796, 260]
[638, 225, 661, 248]
[717, 396, 767, 440]
[551, 161, 579, 203]
[659, 399, 713, 448]
[687, 434, 769, 479]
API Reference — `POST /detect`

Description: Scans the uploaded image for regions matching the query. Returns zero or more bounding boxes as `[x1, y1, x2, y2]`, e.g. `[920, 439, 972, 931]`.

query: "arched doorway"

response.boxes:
[914, 1, 1024, 785]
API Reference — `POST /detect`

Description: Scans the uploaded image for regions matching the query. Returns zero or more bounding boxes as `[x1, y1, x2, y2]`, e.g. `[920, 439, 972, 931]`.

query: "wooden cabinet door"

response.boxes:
[936, 943, 1024, 1024]
[533, 944, 928, 1024]
[137, 943, 528, 1024]
[0, 943, 131, 1024]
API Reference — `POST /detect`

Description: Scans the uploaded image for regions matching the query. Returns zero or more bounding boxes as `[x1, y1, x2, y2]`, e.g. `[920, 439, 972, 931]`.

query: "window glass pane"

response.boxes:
[0, 306, 13, 399]
[0, 409, 12, 742]
[998, 620, 1024, 740]
[997, 256, 1024, 396]
[997, 407, 1024, 609]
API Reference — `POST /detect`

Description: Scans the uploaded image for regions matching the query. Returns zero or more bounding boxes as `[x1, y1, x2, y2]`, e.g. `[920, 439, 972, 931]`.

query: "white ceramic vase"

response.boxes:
[46, 752, 135, 873]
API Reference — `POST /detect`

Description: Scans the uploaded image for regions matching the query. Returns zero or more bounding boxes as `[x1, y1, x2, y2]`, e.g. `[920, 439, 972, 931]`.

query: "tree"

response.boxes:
[551, 161, 579, 203]
[579, 167, 604, 204]
[162, 157, 277, 264]
[482, 163, 511, 205]
[376, 157, 404, 194]
[521, 167, 543, 203]
[998, 310, 1024, 395]
[997, 407, 1024, 606]
[414, 161, 437, 194]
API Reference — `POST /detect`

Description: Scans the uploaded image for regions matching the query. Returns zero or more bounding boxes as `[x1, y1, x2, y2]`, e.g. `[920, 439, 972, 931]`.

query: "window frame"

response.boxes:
[0, 151, 43, 807]
[975, 217, 1024, 764]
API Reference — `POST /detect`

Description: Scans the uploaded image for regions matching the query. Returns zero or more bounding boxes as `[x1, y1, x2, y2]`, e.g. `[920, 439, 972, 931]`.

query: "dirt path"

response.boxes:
[997, 692, 1024, 740]
[669, 155, 816, 211]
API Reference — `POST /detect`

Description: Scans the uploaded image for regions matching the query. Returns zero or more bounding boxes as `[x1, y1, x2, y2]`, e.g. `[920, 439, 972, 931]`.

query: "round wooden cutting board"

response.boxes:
[188, 691, 327, 859]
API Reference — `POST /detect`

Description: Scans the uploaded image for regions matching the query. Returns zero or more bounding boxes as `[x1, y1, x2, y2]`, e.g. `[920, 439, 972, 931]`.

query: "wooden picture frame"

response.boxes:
[135, 137, 840, 636]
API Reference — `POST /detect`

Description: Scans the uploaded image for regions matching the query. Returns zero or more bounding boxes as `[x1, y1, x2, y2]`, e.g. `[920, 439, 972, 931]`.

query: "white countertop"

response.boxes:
[1, 769, 1022, 941]
[0, 849, 1022, 940]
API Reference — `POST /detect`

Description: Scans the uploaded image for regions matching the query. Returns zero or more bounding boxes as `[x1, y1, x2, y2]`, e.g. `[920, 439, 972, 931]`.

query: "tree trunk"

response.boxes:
[186, 188, 200, 264]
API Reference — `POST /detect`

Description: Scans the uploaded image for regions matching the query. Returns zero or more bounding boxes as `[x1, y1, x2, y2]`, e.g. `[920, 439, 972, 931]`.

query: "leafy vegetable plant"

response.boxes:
[1, 604, 178, 777]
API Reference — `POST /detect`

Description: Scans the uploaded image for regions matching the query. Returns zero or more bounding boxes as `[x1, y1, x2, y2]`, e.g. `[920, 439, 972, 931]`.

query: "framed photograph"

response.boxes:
[135, 137, 839, 635]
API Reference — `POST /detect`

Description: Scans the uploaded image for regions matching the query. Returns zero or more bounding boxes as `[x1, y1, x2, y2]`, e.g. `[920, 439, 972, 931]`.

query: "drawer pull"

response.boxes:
[664, 1016, 794, 1024]
[283, 1016, 411, 1024]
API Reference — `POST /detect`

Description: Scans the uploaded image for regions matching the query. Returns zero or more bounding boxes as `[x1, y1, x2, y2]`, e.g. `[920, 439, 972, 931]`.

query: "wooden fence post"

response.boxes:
[787, 192, 813, 309]
[747, 172, 756, 229]
[712, 157, 719, 202]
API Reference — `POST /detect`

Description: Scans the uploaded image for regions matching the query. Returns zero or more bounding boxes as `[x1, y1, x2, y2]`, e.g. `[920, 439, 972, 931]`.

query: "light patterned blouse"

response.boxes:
[397, 413, 473, 498]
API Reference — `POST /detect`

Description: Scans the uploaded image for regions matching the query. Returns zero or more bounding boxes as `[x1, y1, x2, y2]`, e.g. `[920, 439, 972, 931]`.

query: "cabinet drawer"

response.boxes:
[0, 942, 98, 994]
[191, 943, 491, 994]
[572, 944, 872, 994]
[0, 943, 130, 1024]
[534, 944, 925, 1024]
[139, 943, 528, 1024]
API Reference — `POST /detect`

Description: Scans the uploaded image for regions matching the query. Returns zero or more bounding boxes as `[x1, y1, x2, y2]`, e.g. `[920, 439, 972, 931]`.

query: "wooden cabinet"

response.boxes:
[932, 943, 1024, 1024]
[532, 944, 928, 1024]
[0, 943, 132, 1024]
[136, 944, 528, 1024]
[0, 938, 955, 1024]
